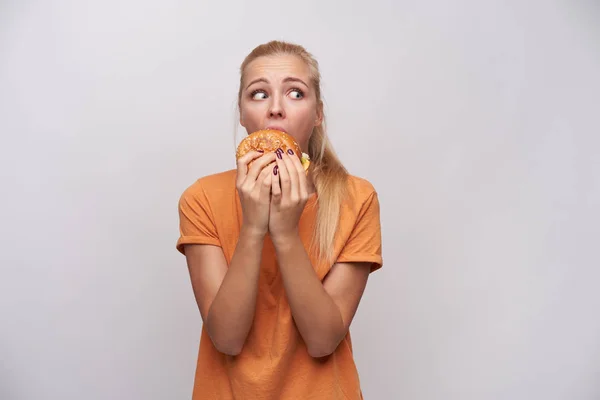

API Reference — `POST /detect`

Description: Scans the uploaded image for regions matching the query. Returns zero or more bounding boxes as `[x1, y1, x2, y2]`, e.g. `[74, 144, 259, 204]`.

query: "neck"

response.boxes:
[307, 171, 316, 195]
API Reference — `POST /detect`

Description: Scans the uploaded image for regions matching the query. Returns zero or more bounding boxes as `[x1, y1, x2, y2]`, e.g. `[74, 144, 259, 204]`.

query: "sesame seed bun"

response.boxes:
[236, 129, 311, 172]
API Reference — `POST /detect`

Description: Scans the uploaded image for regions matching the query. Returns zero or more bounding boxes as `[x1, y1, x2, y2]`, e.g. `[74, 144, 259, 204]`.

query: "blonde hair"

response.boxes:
[237, 40, 349, 265]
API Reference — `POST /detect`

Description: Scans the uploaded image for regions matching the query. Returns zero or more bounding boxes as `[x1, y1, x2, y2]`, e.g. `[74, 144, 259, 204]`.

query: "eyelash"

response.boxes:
[250, 88, 304, 99]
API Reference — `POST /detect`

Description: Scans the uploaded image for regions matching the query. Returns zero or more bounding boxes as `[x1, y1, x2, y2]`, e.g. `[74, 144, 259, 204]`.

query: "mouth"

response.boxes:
[265, 125, 287, 133]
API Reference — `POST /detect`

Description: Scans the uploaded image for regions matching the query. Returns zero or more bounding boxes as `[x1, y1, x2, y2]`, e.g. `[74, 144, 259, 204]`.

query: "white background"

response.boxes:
[1, 1, 599, 399]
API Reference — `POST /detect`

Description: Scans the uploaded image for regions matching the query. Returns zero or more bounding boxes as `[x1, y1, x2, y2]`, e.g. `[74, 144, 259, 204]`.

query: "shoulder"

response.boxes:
[346, 174, 377, 195]
[335, 174, 383, 270]
[344, 174, 379, 207]
[179, 169, 237, 204]
[332, 173, 380, 224]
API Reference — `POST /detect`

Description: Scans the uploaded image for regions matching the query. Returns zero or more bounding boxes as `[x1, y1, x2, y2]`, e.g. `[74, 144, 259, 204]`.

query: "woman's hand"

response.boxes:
[269, 148, 310, 242]
[236, 151, 277, 237]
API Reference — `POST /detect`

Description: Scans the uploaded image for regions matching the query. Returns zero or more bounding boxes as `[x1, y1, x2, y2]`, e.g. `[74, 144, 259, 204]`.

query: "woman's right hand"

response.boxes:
[236, 151, 277, 237]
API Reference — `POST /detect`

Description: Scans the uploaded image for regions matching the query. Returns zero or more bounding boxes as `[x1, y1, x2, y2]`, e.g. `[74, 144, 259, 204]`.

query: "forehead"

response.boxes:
[244, 54, 310, 82]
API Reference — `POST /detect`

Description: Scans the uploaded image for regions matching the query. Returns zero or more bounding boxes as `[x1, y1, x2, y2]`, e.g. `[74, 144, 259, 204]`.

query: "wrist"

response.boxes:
[240, 224, 267, 243]
[271, 229, 301, 250]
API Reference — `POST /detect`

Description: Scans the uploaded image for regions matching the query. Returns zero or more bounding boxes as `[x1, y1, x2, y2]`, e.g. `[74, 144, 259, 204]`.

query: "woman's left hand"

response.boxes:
[269, 148, 310, 242]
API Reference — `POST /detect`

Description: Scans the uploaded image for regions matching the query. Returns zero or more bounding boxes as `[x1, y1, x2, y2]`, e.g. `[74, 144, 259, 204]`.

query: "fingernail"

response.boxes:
[287, 149, 294, 155]
[257, 149, 264, 153]
[273, 166, 278, 175]
[276, 152, 282, 159]
[277, 148, 283, 153]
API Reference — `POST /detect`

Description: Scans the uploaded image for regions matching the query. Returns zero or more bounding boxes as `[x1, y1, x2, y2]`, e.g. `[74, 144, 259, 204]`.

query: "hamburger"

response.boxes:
[236, 129, 311, 172]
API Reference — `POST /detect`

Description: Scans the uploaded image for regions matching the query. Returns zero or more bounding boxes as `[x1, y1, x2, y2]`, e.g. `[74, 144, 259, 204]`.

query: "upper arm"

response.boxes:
[184, 244, 228, 322]
[322, 187, 383, 331]
[322, 261, 371, 331]
[177, 180, 229, 321]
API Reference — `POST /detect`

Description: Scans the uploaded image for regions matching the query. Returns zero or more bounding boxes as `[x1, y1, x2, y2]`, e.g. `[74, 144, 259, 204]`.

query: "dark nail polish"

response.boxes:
[273, 166, 278, 175]
[257, 149, 264, 153]
[277, 148, 283, 153]
[276, 152, 282, 159]
[287, 149, 294, 155]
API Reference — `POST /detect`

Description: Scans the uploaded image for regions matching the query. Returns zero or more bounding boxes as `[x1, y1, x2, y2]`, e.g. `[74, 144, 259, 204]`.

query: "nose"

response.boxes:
[268, 96, 285, 119]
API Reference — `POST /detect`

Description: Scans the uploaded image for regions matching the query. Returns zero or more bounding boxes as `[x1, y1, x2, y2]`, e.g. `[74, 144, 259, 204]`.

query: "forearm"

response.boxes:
[273, 233, 345, 357]
[206, 226, 263, 355]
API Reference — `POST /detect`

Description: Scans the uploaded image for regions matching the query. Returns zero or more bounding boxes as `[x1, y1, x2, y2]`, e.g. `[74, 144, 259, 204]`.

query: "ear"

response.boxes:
[315, 100, 324, 127]
[239, 107, 246, 128]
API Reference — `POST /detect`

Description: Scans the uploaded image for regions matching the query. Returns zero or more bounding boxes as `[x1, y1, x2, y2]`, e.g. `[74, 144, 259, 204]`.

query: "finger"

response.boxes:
[236, 150, 264, 184]
[257, 162, 275, 200]
[281, 149, 299, 201]
[236, 150, 264, 176]
[286, 148, 308, 200]
[245, 152, 277, 185]
[271, 164, 281, 203]
[275, 149, 291, 199]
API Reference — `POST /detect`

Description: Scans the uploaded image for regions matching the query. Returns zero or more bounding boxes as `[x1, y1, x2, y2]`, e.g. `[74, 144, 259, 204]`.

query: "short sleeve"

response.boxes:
[176, 180, 221, 255]
[337, 190, 383, 272]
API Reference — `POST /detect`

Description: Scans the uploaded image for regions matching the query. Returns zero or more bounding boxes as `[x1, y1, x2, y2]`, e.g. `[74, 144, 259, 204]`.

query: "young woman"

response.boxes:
[176, 40, 383, 399]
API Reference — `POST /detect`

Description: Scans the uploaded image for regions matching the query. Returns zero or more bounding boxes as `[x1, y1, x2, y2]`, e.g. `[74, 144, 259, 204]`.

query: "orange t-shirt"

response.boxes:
[176, 169, 383, 399]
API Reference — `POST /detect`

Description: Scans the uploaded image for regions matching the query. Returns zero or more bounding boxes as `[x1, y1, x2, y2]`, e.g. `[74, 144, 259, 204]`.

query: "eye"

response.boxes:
[289, 88, 304, 99]
[251, 90, 268, 100]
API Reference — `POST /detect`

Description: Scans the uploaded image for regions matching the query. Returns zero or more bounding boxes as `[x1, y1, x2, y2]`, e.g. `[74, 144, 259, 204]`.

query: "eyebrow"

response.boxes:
[245, 76, 309, 90]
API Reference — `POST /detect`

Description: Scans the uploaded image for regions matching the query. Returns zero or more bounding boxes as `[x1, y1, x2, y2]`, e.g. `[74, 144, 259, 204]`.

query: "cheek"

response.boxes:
[290, 101, 316, 119]
[299, 108, 318, 130]
[291, 109, 317, 140]
[240, 103, 262, 123]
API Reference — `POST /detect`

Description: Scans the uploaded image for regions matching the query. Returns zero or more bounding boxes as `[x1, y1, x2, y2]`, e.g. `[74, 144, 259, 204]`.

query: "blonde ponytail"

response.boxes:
[307, 124, 349, 264]
[237, 40, 349, 265]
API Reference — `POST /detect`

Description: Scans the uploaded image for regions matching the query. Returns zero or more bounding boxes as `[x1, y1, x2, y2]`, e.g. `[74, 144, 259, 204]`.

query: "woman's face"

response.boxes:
[239, 54, 322, 152]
